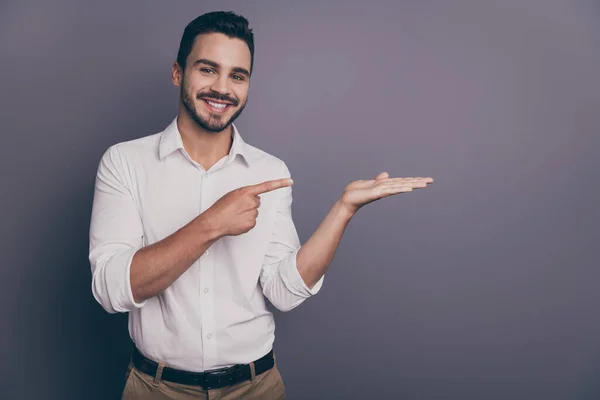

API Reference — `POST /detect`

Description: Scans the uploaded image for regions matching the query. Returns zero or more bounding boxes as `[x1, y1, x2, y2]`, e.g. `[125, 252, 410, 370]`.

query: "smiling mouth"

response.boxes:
[202, 99, 232, 113]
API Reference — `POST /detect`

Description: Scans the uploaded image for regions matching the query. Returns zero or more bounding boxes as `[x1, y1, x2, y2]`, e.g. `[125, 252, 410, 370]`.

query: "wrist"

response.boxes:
[195, 211, 224, 241]
[334, 199, 357, 221]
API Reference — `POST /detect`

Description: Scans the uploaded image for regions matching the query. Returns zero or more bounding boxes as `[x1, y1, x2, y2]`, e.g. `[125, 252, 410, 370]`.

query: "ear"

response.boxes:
[172, 62, 182, 87]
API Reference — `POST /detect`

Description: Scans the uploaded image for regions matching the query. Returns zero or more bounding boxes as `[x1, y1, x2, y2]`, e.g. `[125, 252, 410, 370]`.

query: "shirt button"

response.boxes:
[204, 250, 209, 256]
[204, 288, 209, 294]
[207, 333, 212, 339]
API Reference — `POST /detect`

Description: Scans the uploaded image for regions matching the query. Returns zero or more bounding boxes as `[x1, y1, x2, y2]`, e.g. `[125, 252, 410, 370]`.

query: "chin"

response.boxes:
[194, 114, 232, 133]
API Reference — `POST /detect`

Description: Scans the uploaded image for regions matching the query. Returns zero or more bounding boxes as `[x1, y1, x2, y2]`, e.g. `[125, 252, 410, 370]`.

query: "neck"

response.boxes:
[176, 107, 233, 169]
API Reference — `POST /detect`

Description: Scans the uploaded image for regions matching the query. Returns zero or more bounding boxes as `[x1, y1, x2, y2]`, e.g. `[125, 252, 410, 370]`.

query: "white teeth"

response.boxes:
[207, 100, 227, 109]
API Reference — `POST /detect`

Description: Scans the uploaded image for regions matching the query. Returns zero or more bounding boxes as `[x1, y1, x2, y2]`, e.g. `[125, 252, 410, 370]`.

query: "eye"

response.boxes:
[231, 74, 245, 81]
[200, 68, 216, 74]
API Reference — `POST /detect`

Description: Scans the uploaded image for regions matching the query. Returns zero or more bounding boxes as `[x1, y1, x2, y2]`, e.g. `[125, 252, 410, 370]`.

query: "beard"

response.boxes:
[181, 80, 247, 133]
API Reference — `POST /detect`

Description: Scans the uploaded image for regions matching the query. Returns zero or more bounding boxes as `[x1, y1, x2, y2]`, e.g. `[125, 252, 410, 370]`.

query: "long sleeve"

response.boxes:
[88, 145, 147, 314]
[259, 164, 324, 312]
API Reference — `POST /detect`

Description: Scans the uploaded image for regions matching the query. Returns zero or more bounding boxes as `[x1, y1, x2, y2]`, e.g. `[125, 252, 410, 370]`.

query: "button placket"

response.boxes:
[198, 170, 209, 366]
[199, 170, 217, 368]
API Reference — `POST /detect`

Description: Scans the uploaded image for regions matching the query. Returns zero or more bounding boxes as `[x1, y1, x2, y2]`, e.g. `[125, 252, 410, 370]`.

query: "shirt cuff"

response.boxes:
[278, 247, 325, 297]
[107, 249, 148, 311]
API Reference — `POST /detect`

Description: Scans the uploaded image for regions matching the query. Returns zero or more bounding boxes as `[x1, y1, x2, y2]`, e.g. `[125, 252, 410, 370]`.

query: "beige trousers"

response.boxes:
[121, 357, 286, 400]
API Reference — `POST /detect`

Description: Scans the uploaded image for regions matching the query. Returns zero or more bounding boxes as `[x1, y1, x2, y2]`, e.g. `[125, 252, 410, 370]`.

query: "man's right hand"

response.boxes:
[205, 178, 294, 237]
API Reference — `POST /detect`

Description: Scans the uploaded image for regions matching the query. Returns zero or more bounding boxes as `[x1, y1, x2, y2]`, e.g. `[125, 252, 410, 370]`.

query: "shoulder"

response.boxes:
[108, 132, 161, 160]
[99, 129, 163, 167]
[243, 143, 292, 177]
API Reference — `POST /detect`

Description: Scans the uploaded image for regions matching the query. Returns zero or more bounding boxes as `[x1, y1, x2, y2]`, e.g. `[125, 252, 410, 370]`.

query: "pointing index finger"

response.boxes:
[247, 178, 294, 195]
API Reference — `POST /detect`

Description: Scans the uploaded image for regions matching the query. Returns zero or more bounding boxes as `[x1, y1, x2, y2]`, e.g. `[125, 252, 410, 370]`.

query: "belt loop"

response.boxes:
[153, 362, 165, 386]
[249, 361, 256, 382]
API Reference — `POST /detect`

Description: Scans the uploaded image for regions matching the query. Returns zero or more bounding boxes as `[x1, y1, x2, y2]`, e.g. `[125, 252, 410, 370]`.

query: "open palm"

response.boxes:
[340, 172, 434, 214]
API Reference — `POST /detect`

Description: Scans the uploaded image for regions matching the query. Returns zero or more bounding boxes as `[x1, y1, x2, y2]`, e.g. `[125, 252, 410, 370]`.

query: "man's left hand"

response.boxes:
[339, 172, 434, 216]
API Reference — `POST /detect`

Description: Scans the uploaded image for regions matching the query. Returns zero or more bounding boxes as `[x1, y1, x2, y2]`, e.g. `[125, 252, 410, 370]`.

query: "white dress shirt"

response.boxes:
[88, 117, 324, 371]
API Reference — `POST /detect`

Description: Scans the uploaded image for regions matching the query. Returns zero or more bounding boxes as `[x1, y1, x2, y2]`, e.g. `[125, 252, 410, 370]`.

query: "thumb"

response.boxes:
[374, 172, 389, 180]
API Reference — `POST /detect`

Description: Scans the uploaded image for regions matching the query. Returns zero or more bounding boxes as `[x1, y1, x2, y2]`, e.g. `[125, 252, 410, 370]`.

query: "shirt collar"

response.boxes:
[158, 117, 252, 167]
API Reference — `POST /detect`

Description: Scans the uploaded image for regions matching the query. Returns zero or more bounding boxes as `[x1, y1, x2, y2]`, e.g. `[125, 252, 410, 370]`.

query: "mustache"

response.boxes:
[197, 92, 239, 106]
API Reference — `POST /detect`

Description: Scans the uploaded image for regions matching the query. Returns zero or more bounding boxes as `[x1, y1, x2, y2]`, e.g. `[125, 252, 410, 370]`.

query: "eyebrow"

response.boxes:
[192, 58, 250, 77]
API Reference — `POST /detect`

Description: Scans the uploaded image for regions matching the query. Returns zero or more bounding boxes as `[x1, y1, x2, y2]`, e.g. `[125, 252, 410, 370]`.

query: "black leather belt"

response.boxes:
[131, 346, 275, 390]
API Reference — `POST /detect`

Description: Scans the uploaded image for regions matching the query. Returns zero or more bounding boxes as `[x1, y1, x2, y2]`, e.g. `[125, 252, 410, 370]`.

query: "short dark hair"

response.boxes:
[176, 11, 254, 74]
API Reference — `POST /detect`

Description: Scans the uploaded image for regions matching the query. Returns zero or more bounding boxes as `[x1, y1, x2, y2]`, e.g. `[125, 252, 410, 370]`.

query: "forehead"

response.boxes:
[187, 32, 251, 71]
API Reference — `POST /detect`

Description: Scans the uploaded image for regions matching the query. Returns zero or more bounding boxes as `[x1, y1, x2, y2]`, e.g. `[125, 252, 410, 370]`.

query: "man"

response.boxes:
[89, 11, 433, 400]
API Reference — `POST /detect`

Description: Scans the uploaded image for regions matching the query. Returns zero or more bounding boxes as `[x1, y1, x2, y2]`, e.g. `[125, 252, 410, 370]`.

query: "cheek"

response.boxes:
[186, 86, 207, 106]
[234, 87, 249, 104]
[184, 75, 212, 96]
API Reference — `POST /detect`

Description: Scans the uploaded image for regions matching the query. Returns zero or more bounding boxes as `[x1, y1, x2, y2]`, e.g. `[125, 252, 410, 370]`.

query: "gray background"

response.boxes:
[1, 0, 599, 399]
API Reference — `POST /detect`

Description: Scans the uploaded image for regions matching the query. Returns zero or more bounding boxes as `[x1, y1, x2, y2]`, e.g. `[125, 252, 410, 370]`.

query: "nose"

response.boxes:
[209, 73, 230, 95]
